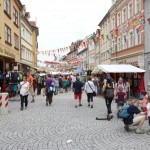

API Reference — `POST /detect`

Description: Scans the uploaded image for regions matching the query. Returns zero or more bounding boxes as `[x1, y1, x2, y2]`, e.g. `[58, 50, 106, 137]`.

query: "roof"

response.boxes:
[92, 64, 145, 74]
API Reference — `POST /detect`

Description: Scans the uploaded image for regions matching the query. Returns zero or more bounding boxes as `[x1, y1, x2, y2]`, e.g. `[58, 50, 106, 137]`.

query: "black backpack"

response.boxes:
[106, 87, 114, 99]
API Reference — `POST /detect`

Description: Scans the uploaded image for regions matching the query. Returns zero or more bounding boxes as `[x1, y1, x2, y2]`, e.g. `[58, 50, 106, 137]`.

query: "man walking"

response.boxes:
[73, 77, 83, 108]
[27, 72, 35, 103]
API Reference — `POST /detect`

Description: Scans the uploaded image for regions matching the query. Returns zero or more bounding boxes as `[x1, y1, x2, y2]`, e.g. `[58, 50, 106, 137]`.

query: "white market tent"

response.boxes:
[92, 64, 145, 74]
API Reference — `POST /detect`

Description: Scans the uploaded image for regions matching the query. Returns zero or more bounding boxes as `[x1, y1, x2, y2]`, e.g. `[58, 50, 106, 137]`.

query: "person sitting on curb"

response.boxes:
[123, 99, 146, 134]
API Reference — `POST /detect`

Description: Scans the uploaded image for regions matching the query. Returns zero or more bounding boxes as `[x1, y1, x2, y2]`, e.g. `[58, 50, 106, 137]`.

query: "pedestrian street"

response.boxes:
[0, 91, 150, 150]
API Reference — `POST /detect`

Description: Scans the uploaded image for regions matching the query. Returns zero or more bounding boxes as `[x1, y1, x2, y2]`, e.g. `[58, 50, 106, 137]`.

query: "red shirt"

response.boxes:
[68, 77, 72, 83]
[116, 91, 126, 101]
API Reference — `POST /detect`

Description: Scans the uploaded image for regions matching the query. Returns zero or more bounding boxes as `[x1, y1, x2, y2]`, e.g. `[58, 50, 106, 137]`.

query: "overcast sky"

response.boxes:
[21, 0, 112, 51]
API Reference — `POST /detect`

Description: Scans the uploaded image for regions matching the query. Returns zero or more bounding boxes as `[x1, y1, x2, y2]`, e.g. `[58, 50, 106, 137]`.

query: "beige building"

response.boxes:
[98, 12, 111, 65]
[0, 0, 22, 72]
[20, 6, 39, 73]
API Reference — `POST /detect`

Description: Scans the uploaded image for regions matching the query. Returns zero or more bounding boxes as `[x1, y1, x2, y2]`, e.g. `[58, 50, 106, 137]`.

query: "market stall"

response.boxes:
[92, 64, 146, 99]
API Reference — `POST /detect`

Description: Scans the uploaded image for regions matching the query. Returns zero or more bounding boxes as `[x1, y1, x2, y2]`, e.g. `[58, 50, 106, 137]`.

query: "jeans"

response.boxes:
[55, 86, 58, 94]
[87, 93, 93, 103]
[20, 94, 28, 108]
[105, 98, 113, 114]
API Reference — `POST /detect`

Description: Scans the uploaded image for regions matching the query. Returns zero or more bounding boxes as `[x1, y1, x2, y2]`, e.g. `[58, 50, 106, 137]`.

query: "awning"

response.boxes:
[92, 64, 145, 74]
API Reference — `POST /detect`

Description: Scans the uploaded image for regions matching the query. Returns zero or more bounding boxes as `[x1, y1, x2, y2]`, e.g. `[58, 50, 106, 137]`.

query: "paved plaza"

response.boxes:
[0, 91, 150, 150]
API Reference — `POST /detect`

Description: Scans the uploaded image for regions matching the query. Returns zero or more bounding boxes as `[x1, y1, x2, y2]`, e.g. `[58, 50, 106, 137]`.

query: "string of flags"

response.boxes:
[37, 46, 70, 56]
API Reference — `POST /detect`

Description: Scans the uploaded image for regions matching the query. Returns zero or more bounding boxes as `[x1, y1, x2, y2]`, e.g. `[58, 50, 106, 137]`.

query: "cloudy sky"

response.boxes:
[21, 0, 112, 51]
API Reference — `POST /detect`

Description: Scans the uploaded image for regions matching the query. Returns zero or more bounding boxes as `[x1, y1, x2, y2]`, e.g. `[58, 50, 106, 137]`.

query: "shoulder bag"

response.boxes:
[87, 82, 96, 97]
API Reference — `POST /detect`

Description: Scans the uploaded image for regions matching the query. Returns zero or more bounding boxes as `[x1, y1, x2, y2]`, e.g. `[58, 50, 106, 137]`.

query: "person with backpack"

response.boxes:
[102, 78, 114, 119]
[45, 74, 54, 106]
[123, 99, 145, 134]
[73, 76, 83, 108]
[36, 76, 42, 95]
[58, 76, 63, 93]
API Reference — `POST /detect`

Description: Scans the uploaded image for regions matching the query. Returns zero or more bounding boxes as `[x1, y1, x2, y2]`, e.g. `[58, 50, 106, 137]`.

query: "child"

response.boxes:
[146, 95, 150, 135]
[142, 91, 148, 113]
[116, 86, 126, 111]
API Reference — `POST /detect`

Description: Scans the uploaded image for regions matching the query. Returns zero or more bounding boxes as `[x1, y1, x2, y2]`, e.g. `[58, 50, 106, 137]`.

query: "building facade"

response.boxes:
[144, 0, 150, 92]
[99, 12, 111, 65]
[110, 0, 145, 69]
[0, 0, 22, 72]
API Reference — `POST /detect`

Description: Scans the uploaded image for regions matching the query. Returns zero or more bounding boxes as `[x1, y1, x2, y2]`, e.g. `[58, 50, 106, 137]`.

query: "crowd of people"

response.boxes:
[0, 71, 150, 135]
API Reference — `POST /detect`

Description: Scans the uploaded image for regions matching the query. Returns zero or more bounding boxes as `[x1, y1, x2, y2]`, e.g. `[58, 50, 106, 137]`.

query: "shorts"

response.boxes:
[132, 116, 145, 126]
[29, 86, 35, 96]
[117, 101, 124, 106]
[74, 93, 82, 100]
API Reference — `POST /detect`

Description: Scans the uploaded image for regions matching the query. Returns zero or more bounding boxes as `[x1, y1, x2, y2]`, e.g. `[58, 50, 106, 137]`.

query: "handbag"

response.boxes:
[87, 82, 96, 97]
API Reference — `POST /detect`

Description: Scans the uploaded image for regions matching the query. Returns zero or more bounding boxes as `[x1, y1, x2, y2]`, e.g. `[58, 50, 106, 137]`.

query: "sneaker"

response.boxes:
[88, 104, 90, 107]
[147, 130, 150, 135]
[75, 105, 78, 108]
[79, 104, 82, 106]
[91, 105, 93, 108]
[124, 125, 131, 132]
[135, 130, 145, 134]
[20, 108, 23, 111]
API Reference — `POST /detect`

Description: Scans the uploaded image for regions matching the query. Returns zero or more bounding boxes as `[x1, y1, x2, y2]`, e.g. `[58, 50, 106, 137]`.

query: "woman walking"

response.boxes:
[84, 77, 95, 108]
[45, 74, 54, 106]
[19, 75, 30, 111]
[102, 79, 114, 119]
[63, 76, 68, 93]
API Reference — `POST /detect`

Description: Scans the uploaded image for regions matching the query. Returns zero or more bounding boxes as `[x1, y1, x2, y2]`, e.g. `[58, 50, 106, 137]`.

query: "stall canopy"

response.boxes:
[92, 64, 145, 74]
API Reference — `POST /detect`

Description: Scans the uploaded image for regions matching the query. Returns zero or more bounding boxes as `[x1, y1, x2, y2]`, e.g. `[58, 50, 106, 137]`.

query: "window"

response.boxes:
[135, 0, 140, 14]
[122, 8, 126, 23]
[123, 35, 127, 49]
[111, 17, 115, 29]
[14, 33, 19, 49]
[13, 7, 18, 26]
[128, 2, 133, 19]
[129, 31, 134, 47]
[117, 38, 121, 51]
[117, 13, 121, 26]
[135, 28, 141, 45]
[112, 40, 115, 53]
[5, 25, 11, 44]
[4, 0, 10, 15]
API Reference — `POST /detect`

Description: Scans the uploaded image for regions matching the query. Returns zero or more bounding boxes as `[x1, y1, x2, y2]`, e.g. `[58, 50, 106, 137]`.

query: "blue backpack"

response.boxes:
[117, 104, 130, 118]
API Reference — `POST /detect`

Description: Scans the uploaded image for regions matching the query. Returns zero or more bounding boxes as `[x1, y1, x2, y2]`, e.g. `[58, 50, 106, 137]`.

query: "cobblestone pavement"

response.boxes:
[0, 91, 150, 150]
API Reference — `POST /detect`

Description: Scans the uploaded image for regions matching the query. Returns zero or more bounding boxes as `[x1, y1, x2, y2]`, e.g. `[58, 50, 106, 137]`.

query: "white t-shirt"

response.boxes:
[84, 81, 95, 93]
[20, 81, 29, 96]
[146, 103, 150, 117]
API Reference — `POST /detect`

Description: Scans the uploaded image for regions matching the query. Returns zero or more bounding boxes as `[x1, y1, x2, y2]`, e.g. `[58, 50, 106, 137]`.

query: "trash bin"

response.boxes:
[0, 93, 9, 115]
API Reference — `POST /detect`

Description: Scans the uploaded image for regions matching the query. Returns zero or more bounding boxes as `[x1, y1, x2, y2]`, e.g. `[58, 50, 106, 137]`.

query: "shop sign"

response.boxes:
[0, 47, 15, 58]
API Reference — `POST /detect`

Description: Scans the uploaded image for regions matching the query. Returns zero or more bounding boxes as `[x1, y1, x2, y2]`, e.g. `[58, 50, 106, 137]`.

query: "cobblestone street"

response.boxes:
[0, 91, 150, 150]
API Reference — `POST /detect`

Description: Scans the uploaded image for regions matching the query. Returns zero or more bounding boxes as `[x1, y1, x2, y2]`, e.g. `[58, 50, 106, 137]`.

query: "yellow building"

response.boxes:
[0, 0, 22, 72]
[20, 6, 39, 73]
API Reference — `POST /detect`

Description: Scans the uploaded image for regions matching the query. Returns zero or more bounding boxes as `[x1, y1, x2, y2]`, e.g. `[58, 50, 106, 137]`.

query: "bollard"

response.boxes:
[0, 93, 9, 115]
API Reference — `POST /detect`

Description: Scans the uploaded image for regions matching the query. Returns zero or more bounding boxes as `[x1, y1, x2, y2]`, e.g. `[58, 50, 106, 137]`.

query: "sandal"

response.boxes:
[135, 130, 145, 134]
